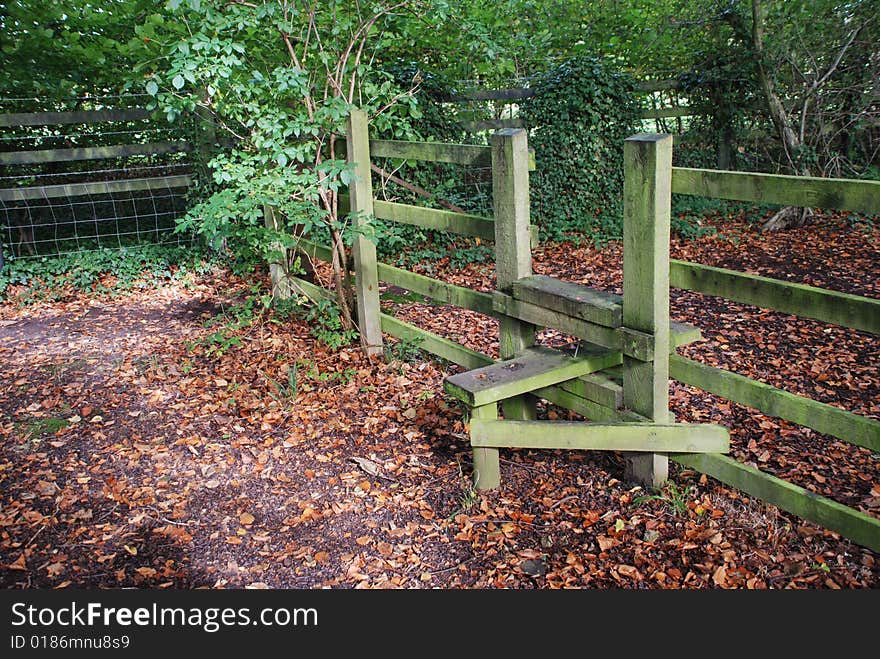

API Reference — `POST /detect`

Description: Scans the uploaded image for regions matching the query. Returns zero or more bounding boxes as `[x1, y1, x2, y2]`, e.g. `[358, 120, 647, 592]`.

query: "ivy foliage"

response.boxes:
[521, 57, 641, 243]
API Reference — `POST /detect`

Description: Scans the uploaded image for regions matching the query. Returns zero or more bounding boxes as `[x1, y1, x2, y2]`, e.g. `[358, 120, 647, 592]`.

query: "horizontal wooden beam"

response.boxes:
[494, 292, 620, 348]
[380, 313, 492, 371]
[288, 275, 335, 302]
[672, 167, 880, 216]
[444, 344, 621, 407]
[377, 262, 497, 317]
[0, 141, 191, 165]
[369, 139, 492, 167]
[373, 200, 496, 240]
[671, 453, 880, 552]
[670, 355, 880, 451]
[461, 118, 524, 132]
[0, 108, 150, 127]
[635, 79, 683, 92]
[641, 106, 708, 119]
[534, 381, 645, 423]
[493, 292, 702, 352]
[0, 174, 192, 201]
[557, 369, 623, 410]
[365, 138, 536, 170]
[442, 88, 535, 102]
[670, 260, 880, 335]
[293, 236, 333, 264]
[512, 275, 622, 328]
[470, 419, 730, 452]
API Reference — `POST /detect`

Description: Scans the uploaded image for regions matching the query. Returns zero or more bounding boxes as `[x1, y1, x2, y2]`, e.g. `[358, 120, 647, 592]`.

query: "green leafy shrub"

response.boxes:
[521, 57, 641, 244]
[0, 243, 213, 302]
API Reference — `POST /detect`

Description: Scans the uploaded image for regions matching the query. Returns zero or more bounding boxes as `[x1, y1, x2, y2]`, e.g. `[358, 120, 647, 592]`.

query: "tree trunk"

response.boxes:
[751, 0, 811, 231]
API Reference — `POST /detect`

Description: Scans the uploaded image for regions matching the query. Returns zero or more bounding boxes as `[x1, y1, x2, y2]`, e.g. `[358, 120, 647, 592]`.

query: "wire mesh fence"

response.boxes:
[0, 95, 201, 266]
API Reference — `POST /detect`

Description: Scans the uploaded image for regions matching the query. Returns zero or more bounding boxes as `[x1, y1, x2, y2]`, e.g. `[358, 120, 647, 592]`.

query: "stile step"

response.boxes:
[443, 344, 620, 407]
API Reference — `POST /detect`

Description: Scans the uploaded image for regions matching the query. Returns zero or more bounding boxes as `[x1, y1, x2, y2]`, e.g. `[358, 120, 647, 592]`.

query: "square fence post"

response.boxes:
[263, 205, 293, 300]
[492, 128, 537, 422]
[346, 109, 383, 357]
[471, 403, 500, 490]
[622, 133, 674, 487]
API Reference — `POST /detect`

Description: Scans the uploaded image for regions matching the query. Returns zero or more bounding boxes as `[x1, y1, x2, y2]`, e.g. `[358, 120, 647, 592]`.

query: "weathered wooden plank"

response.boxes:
[364, 138, 536, 170]
[471, 404, 500, 490]
[512, 275, 622, 328]
[369, 139, 492, 166]
[634, 79, 682, 92]
[535, 382, 645, 423]
[640, 106, 708, 119]
[622, 133, 674, 486]
[0, 175, 192, 201]
[293, 236, 333, 264]
[347, 109, 383, 356]
[492, 129, 538, 421]
[493, 292, 701, 352]
[671, 453, 880, 552]
[672, 167, 880, 216]
[493, 293, 620, 349]
[379, 314, 491, 371]
[0, 108, 150, 127]
[670, 355, 880, 451]
[373, 200, 496, 240]
[470, 419, 730, 452]
[461, 118, 524, 132]
[670, 259, 880, 335]
[444, 344, 621, 407]
[442, 88, 535, 102]
[289, 275, 334, 302]
[0, 141, 191, 165]
[376, 262, 497, 317]
[558, 369, 623, 410]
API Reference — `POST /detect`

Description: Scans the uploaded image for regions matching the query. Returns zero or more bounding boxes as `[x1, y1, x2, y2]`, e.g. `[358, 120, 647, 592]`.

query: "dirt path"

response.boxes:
[1, 214, 878, 589]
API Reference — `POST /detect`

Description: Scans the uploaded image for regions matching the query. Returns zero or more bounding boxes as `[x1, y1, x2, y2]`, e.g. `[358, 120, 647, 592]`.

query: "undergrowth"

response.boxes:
[0, 243, 215, 303]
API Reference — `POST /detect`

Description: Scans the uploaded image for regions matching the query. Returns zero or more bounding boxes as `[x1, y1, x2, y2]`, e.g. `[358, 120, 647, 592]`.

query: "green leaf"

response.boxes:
[146, 80, 159, 96]
[172, 74, 185, 90]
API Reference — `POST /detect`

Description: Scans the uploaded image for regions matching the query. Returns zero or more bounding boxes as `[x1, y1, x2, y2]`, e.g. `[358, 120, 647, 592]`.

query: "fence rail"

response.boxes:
[0, 141, 191, 166]
[0, 174, 192, 202]
[672, 167, 880, 215]
[670, 260, 880, 335]
[0, 108, 150, 127]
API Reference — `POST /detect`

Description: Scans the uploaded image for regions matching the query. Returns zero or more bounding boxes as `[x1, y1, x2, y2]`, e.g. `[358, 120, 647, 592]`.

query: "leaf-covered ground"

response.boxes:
[1, 212, 877, 589]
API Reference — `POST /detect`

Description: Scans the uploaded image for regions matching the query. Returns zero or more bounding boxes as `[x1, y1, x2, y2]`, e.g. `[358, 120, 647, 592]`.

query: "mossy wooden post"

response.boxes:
[491, 128, 537, 423]
[346, 109, 383, 356]
[622, 133, 673, 487]
[471, 403, 500, 489]
[264, 205, 293, 300]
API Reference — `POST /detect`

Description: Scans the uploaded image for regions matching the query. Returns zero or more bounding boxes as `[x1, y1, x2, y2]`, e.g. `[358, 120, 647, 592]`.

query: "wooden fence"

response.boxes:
[279, 109, 880, 552]
[0, 105, 197, 259]
[442, 78, 706, 133]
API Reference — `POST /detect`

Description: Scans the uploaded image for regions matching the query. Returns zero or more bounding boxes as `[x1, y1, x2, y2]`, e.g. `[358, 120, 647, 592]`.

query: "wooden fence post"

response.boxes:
[492, 128, 537, 419]
[622, 133, 673, 487]
[264, 205, 293, 300]
[346, 109, 383, 357]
